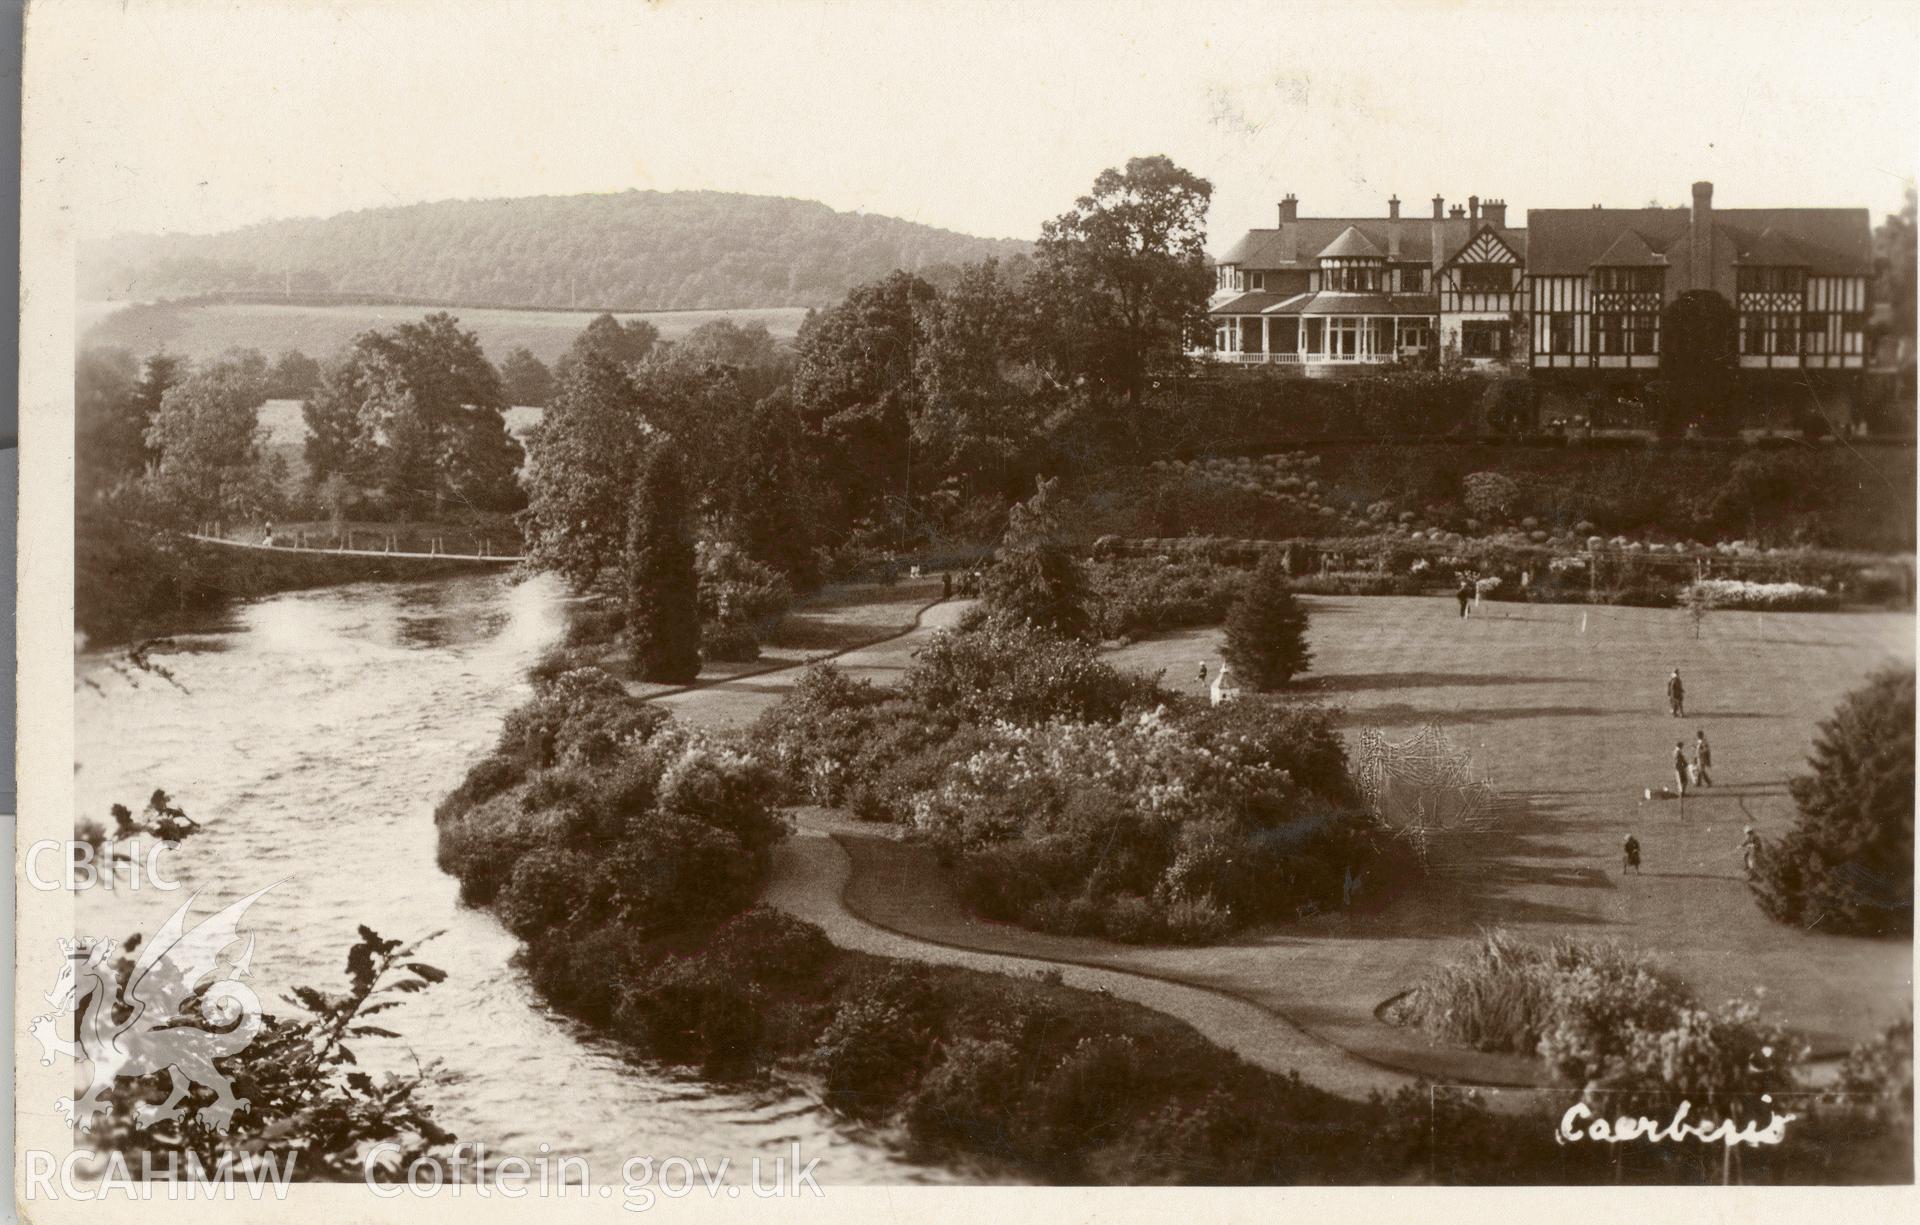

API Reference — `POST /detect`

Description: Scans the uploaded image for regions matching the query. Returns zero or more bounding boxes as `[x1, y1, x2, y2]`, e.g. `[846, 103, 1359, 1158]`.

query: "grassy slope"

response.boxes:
[82, 301, 812, 367]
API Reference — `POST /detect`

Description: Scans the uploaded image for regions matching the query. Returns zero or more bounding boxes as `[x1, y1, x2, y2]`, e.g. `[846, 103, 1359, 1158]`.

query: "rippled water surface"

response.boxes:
[74, 573, 943, 1183]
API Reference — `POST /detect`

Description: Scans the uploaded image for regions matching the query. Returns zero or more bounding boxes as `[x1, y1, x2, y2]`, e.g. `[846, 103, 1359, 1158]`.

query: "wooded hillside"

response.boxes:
[82, 190, 1032, 310]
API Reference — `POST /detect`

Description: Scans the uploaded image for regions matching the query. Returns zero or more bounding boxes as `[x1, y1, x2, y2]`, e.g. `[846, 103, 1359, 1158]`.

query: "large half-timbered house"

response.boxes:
[1525, 182, 1873, 377]
[1210, 181, 1874, 410]
[1209, 193, 1527, 375]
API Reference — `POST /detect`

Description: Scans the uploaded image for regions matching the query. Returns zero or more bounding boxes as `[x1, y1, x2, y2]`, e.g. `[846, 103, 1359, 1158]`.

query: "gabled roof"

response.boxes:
[1527, 206, 1871, 275]
[1317, 225, 1384, 259]
[1219, 216, 1474, 271]
[1593, 228, 1663, 266]
[1441, 223, 1529, 267]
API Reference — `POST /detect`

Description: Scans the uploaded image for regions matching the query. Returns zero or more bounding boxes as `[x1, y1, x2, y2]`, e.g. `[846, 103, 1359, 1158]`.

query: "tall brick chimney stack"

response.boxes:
[1689, 181, 1714, 291]
[1449, 205, 1465, 219]
[1278, 193, 1299, 224]
[1388, 195, 1401, 220]
[1469, 195, 1480, 221]
[1483, 199, 1507, 228]
[1432, 194, 1445, 220]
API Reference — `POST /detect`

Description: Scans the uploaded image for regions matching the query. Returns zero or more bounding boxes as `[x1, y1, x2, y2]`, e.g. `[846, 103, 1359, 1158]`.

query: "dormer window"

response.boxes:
[1737, 266, 1806, 294]
[1321, 257, 1382, 292]
[1592, 267, 1663, 293]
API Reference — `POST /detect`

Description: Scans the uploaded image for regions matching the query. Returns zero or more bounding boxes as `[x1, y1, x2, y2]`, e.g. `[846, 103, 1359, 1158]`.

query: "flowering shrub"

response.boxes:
[904, 621, 1163, 726]
[1681, 578, 1836, 611]
[697, 540, 794, 628]
[916, 698, 1379, 942]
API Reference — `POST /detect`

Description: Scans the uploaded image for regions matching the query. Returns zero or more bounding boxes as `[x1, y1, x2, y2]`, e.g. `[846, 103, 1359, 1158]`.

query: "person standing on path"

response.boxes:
[1197, 660, 1209, 690]
[1623, 834, 1641, 874]
[1672, 741, 1690, 800]
[1667, 668, 1685, 718]
[1457, 578, 1473, 619]
[1694, 730, 1713, 787]
[1738, 826, 1761, 875]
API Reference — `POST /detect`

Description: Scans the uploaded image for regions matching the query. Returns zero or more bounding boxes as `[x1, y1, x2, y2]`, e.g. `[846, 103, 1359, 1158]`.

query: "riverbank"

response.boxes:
[76, 515, 525, 647]
[430, 580, 1910, 1182]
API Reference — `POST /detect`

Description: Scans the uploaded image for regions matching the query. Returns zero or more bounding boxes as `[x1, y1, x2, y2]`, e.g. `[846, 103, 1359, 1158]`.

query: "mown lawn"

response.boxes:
[1069, 596, 1912, 1075]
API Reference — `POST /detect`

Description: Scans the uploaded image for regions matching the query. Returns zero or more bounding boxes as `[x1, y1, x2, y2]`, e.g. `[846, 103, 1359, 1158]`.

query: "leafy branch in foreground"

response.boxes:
[91, 925, 454, 1182]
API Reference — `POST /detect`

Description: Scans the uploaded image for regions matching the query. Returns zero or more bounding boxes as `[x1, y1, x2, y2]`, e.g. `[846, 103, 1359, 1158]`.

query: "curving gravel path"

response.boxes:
[761, 807, 1416, 1099]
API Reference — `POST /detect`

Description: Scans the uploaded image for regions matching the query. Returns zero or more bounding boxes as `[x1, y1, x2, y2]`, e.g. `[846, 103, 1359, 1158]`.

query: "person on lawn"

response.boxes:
[1672, 742, 1690, 799]
[1623, 834, 1641, 874]
[1667, 669, 1685, 717]
[1694, 730, 1713, 787]
[1456, 578, 1473, 619]
[1739, 826, 1761, 875]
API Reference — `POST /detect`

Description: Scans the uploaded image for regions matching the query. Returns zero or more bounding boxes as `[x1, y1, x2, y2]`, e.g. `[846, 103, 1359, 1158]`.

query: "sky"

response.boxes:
[25, 0, 1920, 254]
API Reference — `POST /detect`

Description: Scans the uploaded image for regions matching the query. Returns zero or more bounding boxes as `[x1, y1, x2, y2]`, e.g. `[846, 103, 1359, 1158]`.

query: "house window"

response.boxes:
[1460, 265, 1508, 294]
[1737, 266, 1806, 295]
[1741, 314, 1765, 355]
[1593, 267, 1663, 293]
[1548, 313, 1575, 354]
[1322, 260, 1382, 292]
[1625, 314, 1656, 355]
[1462, 320, 1507, 358]
[1248, 272, 1265, 291]
[1399, 268, 1424, 293]
[1303, 318, 1325, 356]
[1772, 315, 1799, 355]
[1396, 319, 1431, 351]
[1330, 318, 1359, 358]
[1595, 313, 1625, 355]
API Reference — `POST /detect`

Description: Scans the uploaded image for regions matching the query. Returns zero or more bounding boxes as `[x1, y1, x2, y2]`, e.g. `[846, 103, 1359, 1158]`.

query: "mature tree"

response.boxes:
[791, 271, 935, 526]
[556, 312, 661, 378]
[912, 258, 1042, 496]
[1658, 290, 1739, 436]
[144, 355, 282, 525]
[725, 392, 820, 589]
[1874, 186, 1916, 362]
[1223, 550, 1312, 689]
[652, 319, 793, 402]
[1752, 666, 1914, 937]
[1027, 155, 1214, 403]
[981, 477, 1089, 637]
[498, 346, 557, 408]
[217, 347, 272, 399]
[519, 347, 651, 586]
[267, 349, 323, 400]
[75, 346, 144, 500]
[301, 313, 524, 517]
[130, 352, 187, 466]
[626, 443, 702, 684]
[303, 347, 387, 486]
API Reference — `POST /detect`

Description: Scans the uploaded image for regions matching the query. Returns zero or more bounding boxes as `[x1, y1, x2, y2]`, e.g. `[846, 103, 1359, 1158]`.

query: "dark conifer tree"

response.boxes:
[626, 443, 703, 683]
[1222, 550, 1312, 689]
[1752, 666, 1914, 936]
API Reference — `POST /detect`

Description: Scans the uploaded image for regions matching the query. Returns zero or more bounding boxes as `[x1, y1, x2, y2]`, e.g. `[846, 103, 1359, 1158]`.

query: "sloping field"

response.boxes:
[81, 300, 812, 366]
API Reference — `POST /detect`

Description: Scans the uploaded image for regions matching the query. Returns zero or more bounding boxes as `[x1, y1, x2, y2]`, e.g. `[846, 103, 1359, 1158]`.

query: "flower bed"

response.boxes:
[1683, 578, 1837, 611]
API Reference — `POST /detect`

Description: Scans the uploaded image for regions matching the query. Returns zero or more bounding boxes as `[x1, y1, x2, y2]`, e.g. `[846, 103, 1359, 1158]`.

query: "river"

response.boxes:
[72, 571, 946, 1184]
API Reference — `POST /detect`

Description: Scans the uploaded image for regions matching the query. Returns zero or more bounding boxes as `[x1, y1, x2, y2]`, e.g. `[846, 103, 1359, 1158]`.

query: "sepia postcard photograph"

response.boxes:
[12, 0, 1919, 1220]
